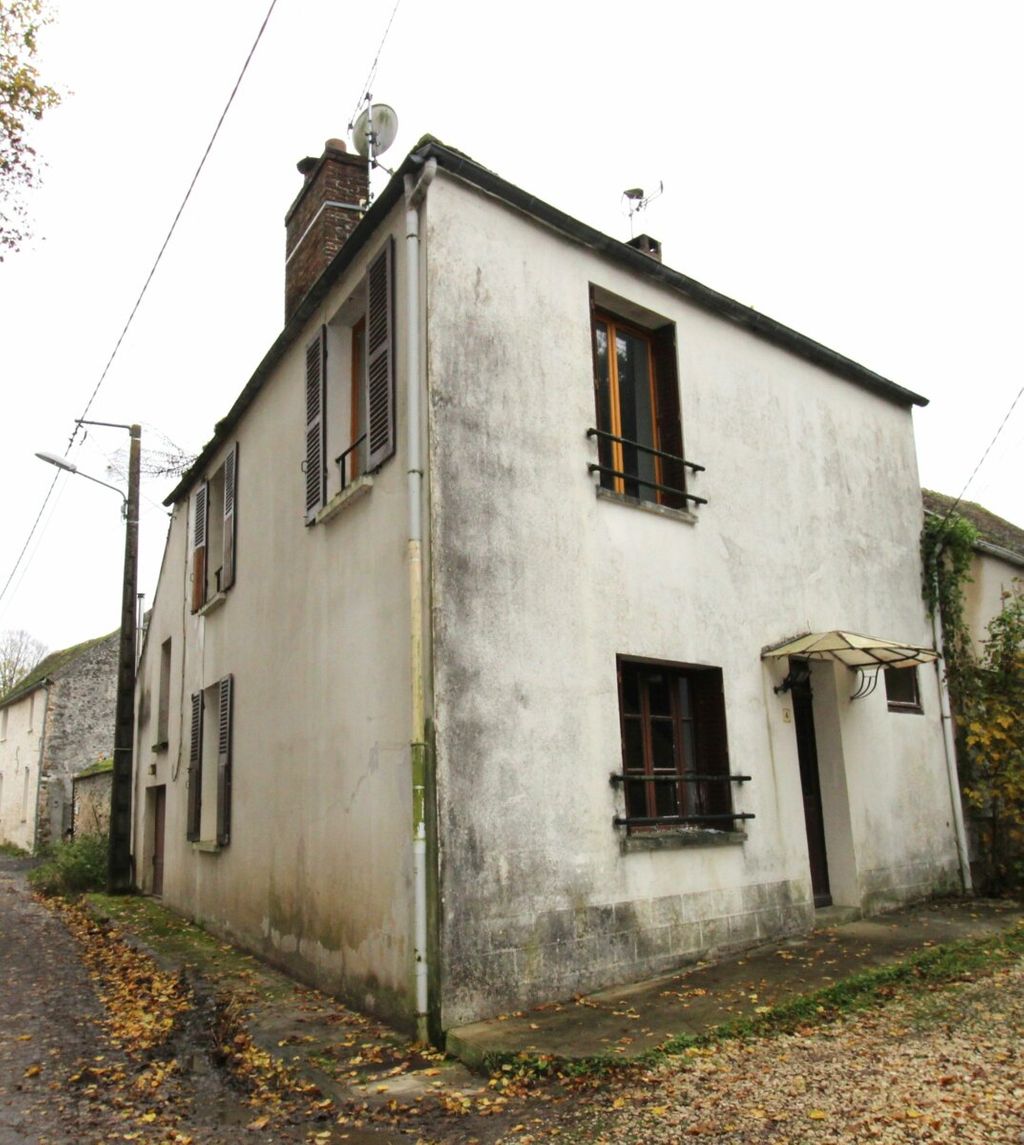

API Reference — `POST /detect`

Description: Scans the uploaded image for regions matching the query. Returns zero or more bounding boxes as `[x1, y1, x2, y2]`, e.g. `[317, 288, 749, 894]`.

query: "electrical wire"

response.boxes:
[936, 382, 1024, 532]
[0, 0, 279, 611]
[346, 0, 404, 132]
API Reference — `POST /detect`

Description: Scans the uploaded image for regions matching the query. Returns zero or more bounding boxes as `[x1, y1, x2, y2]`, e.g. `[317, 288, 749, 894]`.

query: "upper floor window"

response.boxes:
[191, 444, 238, 613]
[590, 303, 697, 513]
[885, 666, 922, 713]
[305, 237, 395, 523]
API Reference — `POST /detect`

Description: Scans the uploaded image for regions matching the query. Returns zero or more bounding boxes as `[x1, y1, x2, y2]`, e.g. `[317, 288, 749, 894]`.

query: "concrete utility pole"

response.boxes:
[109, 423, 141, 891]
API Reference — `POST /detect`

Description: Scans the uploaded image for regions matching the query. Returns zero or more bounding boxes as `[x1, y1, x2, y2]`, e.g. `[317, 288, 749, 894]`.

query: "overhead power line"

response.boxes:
[937, 382, 1024, 531]
[0, 0, 280, 612]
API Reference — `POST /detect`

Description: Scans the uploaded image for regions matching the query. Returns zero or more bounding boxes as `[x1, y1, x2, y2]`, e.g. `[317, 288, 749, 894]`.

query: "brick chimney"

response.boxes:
[284, 138, 369, 320]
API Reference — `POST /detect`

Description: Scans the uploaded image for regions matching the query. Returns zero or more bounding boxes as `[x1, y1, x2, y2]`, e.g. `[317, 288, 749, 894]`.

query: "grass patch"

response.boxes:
[0, 841, 30, 857]
[84, 893, 295, 1003]
[28, 833, 108, 897]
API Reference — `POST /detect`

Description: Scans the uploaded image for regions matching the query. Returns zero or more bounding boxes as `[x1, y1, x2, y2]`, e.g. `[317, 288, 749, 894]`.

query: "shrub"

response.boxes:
[29, 833, 108, 898]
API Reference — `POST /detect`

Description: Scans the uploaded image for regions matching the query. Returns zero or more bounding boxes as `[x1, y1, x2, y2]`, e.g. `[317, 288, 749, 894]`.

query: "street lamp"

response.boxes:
[36, 421, 141, 893]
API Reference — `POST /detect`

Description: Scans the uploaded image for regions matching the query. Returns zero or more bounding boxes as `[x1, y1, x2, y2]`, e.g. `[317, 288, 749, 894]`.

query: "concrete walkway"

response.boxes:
[446, 898, 1023, 1069]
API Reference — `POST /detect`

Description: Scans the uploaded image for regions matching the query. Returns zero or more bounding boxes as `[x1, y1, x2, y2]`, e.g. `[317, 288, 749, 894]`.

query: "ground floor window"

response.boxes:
[186, 675, 233, 845]
[884, 666, 922, 712]
[615, 658, 735, 828]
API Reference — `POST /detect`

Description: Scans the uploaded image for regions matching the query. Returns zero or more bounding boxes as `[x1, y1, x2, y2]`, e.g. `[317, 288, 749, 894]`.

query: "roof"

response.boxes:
[166, 137, 929, 506]
[0, 630, 117, 709]
[922, 489, 1024, 568]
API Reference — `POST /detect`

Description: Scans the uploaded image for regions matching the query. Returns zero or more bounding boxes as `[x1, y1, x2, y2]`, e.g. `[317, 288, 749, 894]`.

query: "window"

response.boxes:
[191, 444, 238, 612]
[155, 638, 172, 748]
[885, 666, 922, 713]
[591, 303, 690, 511]
[615, 658, 736, 829]
[186, 675, 233, 845]
[305, 237, 395, 522]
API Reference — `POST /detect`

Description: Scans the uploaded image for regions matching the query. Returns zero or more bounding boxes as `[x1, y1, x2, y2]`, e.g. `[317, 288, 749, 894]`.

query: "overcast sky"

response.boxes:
[1, 0, 1021, 653]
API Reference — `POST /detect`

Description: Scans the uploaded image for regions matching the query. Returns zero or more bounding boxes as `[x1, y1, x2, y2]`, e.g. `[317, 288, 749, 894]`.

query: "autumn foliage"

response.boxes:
[923, 513, 1024, 891]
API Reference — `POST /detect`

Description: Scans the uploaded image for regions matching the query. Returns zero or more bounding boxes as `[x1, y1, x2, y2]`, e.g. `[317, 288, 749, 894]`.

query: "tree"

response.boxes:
[1, 0, 60, 258]
[0, 628, 48, 696]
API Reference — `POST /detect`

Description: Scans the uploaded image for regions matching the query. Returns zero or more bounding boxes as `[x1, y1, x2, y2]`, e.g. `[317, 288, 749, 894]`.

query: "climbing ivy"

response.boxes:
[923, 511, 1024, 891]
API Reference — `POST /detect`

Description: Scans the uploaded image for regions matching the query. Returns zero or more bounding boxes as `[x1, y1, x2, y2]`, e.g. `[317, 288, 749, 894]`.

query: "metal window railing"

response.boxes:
[609, 771, 753, 829]
[335, 434, 366, 492]
[586, 428, 707, 506]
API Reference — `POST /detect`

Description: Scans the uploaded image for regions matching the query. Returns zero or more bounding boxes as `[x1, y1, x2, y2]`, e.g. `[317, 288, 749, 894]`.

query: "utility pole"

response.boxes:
[109, 423, 141, 892]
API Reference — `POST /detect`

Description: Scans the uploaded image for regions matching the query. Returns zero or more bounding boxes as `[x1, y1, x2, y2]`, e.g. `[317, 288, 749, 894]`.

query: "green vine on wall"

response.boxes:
[923, 511, 1024, 891]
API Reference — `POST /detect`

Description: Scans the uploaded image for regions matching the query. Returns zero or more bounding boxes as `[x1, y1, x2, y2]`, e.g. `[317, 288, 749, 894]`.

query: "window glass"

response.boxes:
[885, 667, 921, 711]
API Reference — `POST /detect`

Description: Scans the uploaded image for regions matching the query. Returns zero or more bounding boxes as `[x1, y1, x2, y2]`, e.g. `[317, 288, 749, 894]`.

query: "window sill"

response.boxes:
[316, 474, 373, 525]
[887, 703, 923, 714]
[596, 486, 697, 525]
[620, 828, 746, 854]
[191, 839, 224, 854]
[198, 591, 228, 617]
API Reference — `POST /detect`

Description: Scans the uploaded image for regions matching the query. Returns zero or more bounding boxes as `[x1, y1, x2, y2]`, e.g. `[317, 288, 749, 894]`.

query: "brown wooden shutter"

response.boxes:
[215, 674, 233, 846]
[365, 237, 396, 471]
[186, 691, 203, 841]
[651, 325, 686, 511]
[691, 669, 732, 817]
[190, 483, 209, 613]
[221, 444, 238, 591]
[305, 327, 327, 521]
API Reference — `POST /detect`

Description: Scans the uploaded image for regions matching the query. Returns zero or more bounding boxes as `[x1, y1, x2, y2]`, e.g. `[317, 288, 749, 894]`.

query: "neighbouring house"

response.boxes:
[923, 489, 1024, 652]
[0, 631, 118, 852]
[132, 136, 967, 1041]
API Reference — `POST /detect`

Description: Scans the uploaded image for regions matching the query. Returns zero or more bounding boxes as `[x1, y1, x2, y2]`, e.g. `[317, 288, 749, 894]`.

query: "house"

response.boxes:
[923, 489, 1024, 652]
[132, 136, 966, 1041]
[0, 631, 118, 852]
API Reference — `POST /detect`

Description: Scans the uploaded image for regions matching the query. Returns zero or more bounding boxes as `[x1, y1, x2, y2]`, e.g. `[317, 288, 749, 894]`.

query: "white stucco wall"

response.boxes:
[964, 549, 1023, 655]
[0, 687, 46, 851]
[424, 176, 960, 1026]
[133, 207, 420, 1028]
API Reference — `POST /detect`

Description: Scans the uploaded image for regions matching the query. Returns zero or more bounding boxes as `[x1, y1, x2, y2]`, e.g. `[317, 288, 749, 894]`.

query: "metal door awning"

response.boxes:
[761, 630, 939, 669]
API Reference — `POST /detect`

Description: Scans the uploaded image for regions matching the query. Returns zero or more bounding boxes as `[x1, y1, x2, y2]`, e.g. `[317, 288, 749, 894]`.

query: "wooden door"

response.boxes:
[152, 786, 166, 897]
[791, 668, 831, 908]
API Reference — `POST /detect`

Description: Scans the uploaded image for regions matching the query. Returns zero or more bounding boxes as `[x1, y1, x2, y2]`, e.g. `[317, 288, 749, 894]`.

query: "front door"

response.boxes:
[791, 666, 831, 908]
[152, 786, 166, 896]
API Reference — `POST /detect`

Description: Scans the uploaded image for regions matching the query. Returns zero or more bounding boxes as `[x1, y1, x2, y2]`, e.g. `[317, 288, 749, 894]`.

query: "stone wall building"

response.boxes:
[0, 631, 118, 851]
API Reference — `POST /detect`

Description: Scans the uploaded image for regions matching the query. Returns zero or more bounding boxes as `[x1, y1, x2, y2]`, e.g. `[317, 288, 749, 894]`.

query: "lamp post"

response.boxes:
[36, 421, 141, 893]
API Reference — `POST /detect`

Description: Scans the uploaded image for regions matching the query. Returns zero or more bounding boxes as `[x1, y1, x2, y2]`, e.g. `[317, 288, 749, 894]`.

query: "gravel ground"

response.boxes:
[550, 960, 1024, 1145]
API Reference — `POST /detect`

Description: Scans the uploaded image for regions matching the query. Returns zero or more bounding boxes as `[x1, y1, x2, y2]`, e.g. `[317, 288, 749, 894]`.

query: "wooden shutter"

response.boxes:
[365, 237, 396, 471]
[215, 675, 233, 846]
[691, 669, 732, 817]
[186, 691, 203, 841]
[190, 482, 209, 613]
[221, 444, 238, 591]
[651, 324, 686, 510]
[305, 327, 327, 521]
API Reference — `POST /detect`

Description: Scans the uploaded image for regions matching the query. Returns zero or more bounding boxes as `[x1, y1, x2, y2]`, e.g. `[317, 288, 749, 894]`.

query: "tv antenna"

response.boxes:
[622, 182, 663, 237]
[351, 96, 399, 178]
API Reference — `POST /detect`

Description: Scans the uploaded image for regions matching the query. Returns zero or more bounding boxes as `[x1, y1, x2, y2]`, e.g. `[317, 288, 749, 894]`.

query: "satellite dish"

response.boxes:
[352, 104, 399, 160]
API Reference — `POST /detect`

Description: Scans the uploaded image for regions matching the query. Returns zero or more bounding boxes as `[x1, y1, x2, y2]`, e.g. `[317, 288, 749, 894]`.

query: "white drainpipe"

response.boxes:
[405, 156, 436, 1042]
[931, 605, 973, 893]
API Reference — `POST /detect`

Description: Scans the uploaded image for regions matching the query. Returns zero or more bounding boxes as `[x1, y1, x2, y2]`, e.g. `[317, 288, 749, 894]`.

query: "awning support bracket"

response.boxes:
[850, 664, 883, 701]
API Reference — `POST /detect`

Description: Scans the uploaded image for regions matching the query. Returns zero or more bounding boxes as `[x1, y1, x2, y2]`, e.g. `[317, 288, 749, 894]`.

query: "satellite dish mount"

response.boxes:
[622, 181, 664, 237]
[350, 95, 399, 178]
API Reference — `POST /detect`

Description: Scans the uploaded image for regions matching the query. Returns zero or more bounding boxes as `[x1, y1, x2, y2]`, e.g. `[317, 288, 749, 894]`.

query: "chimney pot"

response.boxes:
[325, 138, 347, 153]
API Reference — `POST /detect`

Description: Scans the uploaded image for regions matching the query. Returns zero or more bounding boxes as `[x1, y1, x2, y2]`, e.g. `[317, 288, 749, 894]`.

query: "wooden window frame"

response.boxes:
[616, 658, 733, 829]
[591, 307, 687, 510]
[884, 666, 922, 713]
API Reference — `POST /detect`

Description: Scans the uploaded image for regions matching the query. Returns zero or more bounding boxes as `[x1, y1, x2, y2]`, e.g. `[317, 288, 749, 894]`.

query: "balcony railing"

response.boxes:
[586, 428, 707, 506]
